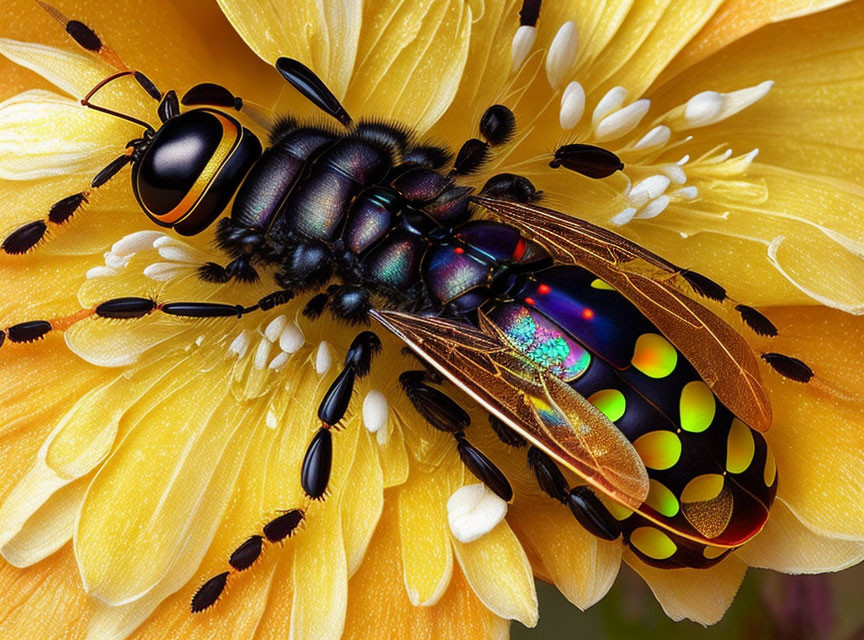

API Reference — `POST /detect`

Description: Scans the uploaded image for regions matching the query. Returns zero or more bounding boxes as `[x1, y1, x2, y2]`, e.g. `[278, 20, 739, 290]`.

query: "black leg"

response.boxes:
[400, 370, 513, 501]
[181, 82, 274, 130]
[191, 330, 381, 612]
[0, 290, 295, 349]
[275, 58, 352, 128]
[1, 152, 134, 255]
[451, 104, 518, 177]
[524, 445, 621, 540]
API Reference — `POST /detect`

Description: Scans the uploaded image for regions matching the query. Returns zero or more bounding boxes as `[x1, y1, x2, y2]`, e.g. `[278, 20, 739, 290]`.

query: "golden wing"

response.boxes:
[371, 308, 649, 510]
[472, 196, 772, 433]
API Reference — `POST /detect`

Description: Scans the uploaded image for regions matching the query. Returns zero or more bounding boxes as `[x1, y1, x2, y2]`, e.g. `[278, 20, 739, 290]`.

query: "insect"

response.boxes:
[1, 1, 815, 614]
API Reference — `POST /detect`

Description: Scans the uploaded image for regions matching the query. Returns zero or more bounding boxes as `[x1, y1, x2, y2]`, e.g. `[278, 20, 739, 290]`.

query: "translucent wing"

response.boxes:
[473, 196, 772, 432]
[371, 308, 649, 510]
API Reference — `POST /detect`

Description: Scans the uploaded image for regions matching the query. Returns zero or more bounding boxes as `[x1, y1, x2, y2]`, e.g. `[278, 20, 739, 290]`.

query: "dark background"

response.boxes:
[513, 563, 864, 640]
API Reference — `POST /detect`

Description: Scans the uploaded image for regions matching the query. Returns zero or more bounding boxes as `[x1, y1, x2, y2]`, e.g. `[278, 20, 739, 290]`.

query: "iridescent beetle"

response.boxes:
[0, 1, 814, 614]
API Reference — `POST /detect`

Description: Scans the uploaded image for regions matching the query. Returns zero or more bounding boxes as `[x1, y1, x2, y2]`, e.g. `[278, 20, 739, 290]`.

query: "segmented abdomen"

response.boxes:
[496, 264, 777, 568]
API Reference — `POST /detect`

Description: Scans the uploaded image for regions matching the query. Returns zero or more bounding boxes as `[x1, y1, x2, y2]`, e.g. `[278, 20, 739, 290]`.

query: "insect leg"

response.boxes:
[36, 2, 161, 102]
[479, 173, 542, 203]
[191, 331, 380, 613]
[451, 104, 516, 176]
[400, 370, 513, 501]
[0, 291, 295, 349]
[526, 447, 621, 541]
[181, 83, 275, 130]
[1, 151, 135, 255]
[275, 58, 352, 128]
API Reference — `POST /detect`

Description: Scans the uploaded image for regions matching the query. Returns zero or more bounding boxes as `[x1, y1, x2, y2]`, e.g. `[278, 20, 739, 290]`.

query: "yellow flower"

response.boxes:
[0, 0, 863, 638]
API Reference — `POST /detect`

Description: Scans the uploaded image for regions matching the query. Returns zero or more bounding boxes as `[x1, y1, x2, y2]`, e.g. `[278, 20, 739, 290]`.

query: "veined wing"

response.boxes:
[472, 196, 772, 432]
[371, 308, 649, 510]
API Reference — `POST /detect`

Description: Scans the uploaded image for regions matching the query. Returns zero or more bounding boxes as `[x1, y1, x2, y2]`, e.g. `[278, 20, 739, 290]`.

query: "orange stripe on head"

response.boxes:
[152, 112, 240, 225]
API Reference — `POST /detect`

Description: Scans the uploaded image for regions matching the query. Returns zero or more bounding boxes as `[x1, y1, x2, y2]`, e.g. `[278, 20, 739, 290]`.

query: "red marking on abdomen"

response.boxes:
[512, 237, 527, 262]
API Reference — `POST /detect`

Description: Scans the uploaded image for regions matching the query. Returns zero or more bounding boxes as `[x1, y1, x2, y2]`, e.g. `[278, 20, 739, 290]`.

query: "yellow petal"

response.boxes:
[748, 305, 864, 540]
[0, 478, 85, 568]
[134, 555, 279, 640]
[249, 552, 296, 640]
[638, 3, 864, 310]
[581, 0, 724, 97]
[0, 545, 93, 637]
[510, 495, 622, 610]
[342, 429, 384, 577]
[0, 90, 126, 180]
[452, 519, 538, 627]
[344, 0, 472, 134]
[84, 401, 261, 638]
[737, 499, 864, 573]
[344, 497, 508, 640]
[397, 464, 455, 607]
[0, 38, 109, 99]
[626, 552, 748, 625]
[75, 366, 248, 604]
[290, 497, 347, 640]
[655, 0, 855, 87]
[216, 0, 362, 100]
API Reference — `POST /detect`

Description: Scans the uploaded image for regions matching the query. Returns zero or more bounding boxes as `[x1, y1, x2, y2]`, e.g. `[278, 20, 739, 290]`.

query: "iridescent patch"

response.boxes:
[587, 388, 626, 422]
[630, 527, 677, 560]
[633, 430, 682, 470]
[530, 395, 568, 430]
[491, 303, 591, 381]
[726, 418, 755, 474]
[679, 381, 716, 433]
[631, 333, 678, 379]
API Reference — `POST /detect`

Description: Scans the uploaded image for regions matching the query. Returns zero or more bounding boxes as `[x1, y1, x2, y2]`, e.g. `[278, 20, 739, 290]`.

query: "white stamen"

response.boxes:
[662, 163, 687, 185]
[635, 195, 670, 220]
[142, 262, 189, 281]
[362, 390, 388, 434]
[559, 81, 585, 129]
[110, 231, 164, 257]
[594, 99, 650, 141]
[85, 266, 117, 279]
[315, 341, 332, 375]
[264, 315, 287, 342]
[682, 81, 774, 129]
[279, 323, 304, 353]
[609, 207, 637, 226]
[254, 337, 272, 370]
[511, 25, 537, 73]
[447, 484, 508, 544]
[103, 252, 130, 269]
[674, 186, 698, 200]
[677, 154, 690, 166]
[545, 21, 578, 90]
[706, 148, 733, 164]
[157, 244, 198, 264]
[592, 86, 628, 126]
[629, 175, 670, 207]
[269, 351, 290, 371]
[633, 125, 671, 150]
[195, 335, 205, 347]
[229, 330, 251, 358]
[152, 236, 175, 249]
[266, 409, 277, 429]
